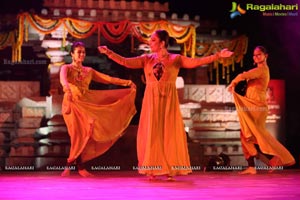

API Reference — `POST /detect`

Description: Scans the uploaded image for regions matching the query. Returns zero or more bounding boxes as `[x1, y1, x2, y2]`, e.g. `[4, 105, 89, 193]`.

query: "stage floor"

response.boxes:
[1, 169, 300, 200]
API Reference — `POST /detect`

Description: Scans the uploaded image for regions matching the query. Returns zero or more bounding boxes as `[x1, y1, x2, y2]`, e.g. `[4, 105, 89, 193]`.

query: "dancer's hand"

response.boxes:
[66, 91, 73, 102]
[98, 46, 109, 54]
[63, 85, 73, 101]
[128, 80, 136, 89]
[219, 48, 234, 58]
[246, 136, 255, 142]
[226, 83, 235, 93]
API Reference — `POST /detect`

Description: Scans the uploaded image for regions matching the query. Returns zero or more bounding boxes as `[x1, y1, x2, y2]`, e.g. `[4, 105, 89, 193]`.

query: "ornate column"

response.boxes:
[41, 25, 70, 96]
[42, 40, 69, 95]
[41, 25, 70, 116]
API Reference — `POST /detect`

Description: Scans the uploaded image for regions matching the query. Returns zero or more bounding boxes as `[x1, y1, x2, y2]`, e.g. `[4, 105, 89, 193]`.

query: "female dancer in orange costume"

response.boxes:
[227, 46, 295, 174]
[60, 42, 136, 177]
[98, 30, 233, 181]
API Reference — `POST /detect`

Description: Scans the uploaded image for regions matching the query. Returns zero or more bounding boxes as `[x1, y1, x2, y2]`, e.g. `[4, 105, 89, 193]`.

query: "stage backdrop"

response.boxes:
[265, 79, 286, 144]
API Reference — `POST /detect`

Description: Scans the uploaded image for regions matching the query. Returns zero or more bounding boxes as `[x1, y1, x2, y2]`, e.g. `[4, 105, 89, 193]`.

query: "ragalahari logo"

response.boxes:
[230, 2, 246, 19]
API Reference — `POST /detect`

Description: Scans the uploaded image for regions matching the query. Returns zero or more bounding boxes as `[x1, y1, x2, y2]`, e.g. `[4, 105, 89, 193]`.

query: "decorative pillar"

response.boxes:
[41, 40, 70, 95]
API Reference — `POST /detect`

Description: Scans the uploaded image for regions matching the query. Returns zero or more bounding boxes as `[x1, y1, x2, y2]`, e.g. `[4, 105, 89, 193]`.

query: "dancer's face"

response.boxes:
[149, 33, 164, 53]
[71, 46, 86, 63]
[253, 48, 267, 65]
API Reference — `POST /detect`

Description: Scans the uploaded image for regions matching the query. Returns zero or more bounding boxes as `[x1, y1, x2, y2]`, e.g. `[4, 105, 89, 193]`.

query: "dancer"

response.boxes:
[227, 45, 295, 174]
[98, 29, 233, 180]
[60, 41, 136, 177]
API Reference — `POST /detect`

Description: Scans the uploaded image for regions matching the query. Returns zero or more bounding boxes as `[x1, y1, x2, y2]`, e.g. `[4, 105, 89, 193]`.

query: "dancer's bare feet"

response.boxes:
[166, 175, 175, 181]
[238, 167, 257, 175]
[148, 175, 157, 181]
[78, 169, 94, 177]
[268, 157, 283, 173]
[61, 168, 71, 177]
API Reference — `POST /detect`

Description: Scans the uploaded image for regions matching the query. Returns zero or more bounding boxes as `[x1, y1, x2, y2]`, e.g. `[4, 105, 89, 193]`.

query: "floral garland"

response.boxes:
[64, 18, 98, 38]
[196, 35, 248, 84]
[10, 13, 197, 62]
[26, 13, 62, 35]
[99, 20, 132, 44]
[9, 12, 245, 69]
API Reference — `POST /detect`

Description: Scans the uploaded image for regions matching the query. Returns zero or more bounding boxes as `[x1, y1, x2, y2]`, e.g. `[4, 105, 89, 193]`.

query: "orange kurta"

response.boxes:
[62, 66, 136, 163]
[107, 52, 218, 176]
[232, 66, 295, 166]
